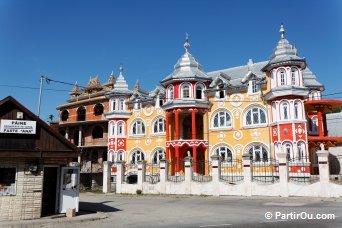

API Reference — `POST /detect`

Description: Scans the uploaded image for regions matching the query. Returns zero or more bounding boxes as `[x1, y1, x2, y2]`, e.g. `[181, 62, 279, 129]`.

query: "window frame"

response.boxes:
[212, 110, 232, 129]
[152, 148, 166, 165]
[248, 144, 269, 162]
[131, 119, 146, 136]
[152, 117, 166, 134]
[131, 150, 145, 165]
[245, 107, 267, 127]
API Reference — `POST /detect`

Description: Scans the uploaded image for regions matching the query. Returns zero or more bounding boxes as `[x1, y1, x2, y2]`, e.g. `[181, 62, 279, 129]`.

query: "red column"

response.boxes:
[192, 146, 197, 173]
[191, 108, 198, 139]
[317, 111, 323, 137]
[175, 146, 180, 173]
[173, 109, 181, 140]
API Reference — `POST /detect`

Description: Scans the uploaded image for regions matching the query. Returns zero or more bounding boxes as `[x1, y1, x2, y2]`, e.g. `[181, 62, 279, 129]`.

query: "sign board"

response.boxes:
[0, 120, 36, 134]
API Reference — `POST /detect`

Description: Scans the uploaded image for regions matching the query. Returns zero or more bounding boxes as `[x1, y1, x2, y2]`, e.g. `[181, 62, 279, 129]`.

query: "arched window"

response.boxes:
[297, 142, 306, 161]
[284, 143, 292, 161]
[152, 148, 166, 164]
[117, 122, 125, 136]
[168, 86, 174, 101]
[291, 68, 297, 85]
[215, 146, 233, 162]
[77, 107, 86, 121]
[131, 120, 145, 135]
[245, 107, 266, 126]
[249, 144, 268, 162]
[282, 102, 289, 120]
[111, 99, 116, 111]
[272, 103, 277, 122]
[131, 150, 145, 164]
[311, 117, 318, 134]
[212, 110, 232, 129]
[280, 70, 286, 85]
[92, 126, 103, 139]
[182, 84, 190, 98]
[152, 117, 166, 134]
[294, 101, 301, 119]
[61, 110, 69, 121]
[109, 121, 115, 136]
[119, 99, 125, 111]
[196, 83, 204, 99]
[94, 103, 104, 116]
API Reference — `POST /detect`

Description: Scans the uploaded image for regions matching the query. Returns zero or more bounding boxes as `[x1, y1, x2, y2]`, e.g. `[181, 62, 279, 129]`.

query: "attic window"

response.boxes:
[159, 99, 164, 107]
[218, 84, 225, 98]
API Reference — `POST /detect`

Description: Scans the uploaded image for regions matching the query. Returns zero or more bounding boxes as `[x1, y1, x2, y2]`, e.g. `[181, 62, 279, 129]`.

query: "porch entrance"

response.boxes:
[42, 167, 58, 216]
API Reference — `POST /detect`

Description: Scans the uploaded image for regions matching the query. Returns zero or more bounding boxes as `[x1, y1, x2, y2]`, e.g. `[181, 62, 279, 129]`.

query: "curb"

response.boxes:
[0, 212, 108, 227]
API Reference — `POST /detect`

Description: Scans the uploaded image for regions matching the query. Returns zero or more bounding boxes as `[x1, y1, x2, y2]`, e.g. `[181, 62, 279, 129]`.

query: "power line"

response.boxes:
[0, 84, 70, 92]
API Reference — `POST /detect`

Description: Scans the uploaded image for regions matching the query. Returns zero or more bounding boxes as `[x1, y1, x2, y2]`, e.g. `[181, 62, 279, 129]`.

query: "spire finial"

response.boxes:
[280, 23, 285, 39]
[119, 65, 123, 76]
[184, 33, 190, 53]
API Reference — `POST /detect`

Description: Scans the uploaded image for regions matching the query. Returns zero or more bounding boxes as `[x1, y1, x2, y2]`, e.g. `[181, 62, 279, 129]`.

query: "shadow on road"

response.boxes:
[78, 201, 121, 215]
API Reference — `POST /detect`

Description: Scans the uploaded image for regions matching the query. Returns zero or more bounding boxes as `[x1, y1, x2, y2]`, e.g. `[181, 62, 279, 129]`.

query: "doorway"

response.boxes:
[42, 167, 58, 216]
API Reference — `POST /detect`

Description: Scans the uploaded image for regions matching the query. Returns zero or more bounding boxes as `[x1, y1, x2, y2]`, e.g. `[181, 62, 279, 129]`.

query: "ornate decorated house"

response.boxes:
[56, 74, 114, 189]
[58, 24, 342, 183]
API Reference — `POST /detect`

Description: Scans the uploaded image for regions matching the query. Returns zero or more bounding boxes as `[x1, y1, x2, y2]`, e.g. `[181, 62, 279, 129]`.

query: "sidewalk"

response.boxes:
[0, 193, 113, 228]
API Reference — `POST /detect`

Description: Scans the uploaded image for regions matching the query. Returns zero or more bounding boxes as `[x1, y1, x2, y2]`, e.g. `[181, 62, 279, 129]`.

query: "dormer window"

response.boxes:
[159, 98, 164, 107]
[218, 84, 225, 99]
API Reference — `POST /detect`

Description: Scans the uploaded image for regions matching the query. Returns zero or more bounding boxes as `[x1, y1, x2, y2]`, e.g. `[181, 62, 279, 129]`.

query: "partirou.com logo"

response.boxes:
[265, 211, 336, 220]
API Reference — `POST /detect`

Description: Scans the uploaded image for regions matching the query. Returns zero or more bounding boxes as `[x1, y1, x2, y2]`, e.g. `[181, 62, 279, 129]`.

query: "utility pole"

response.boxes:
[37, 75, 45, 117]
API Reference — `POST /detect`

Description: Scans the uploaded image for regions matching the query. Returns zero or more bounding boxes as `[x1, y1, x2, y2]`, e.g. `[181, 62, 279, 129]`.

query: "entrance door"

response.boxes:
[42, 167, 58, 216]
[59, 167, 80, 213]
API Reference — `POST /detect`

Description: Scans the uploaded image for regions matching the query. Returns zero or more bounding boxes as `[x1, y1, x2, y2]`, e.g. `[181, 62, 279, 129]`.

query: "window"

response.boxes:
[212, 111, 232, 128]
[182, 84, 190, 98]
[196, 84, 204, 99]
[249, 144, 268, 162]
[294, 102, 300, 119]
[291, 68, 297, 85]
[119, 99, 125, 111]
[152, 148, 166, 164]
[159, 99, 164, 107]
[109, 121, 116, 136]
[61, 110, 69, 121]
[218, 84, 225, 99]
[297, 142, 305, 160]
[282, 103, 289, 120]
[111, 99, 116, 111]
[135, 100, 141, 110]
[245, 107, 266, 126]
[94, 103, 104, 116]
[77, 107, 86, 121]
[280, 71, 285, 85]
[92, 126, 103, 139]
[168, 86, 174, 101]
[0, 167, 16, 196]
[117, 122, 125, 136]
[152, 117, 166, 134]
[131, 120, 145, 135]
[311, 117, 318, 134]
[215, 146, 233, 162]
[131, 150, 145, 164]
[251, 80, 259, 93]
[284, 143, 292, 161]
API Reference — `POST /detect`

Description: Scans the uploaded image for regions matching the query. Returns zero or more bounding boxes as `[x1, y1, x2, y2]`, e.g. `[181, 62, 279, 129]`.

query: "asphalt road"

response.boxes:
[78, 193, 342, 228]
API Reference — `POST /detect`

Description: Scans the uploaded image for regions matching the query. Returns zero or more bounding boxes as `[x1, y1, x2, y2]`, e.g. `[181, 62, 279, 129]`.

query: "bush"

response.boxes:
[136, 189, 142, 195]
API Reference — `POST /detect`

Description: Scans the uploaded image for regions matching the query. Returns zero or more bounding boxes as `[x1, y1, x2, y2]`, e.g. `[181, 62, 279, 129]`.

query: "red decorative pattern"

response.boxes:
[166, 140, 208, 148]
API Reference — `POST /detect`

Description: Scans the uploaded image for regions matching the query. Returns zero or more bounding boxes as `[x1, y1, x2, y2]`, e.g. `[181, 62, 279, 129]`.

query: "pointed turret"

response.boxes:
[70, 81, 82, 97]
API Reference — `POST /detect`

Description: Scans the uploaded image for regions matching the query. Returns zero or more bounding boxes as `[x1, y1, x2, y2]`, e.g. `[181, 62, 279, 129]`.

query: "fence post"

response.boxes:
[276, 152, 289, 197]
[159, 159, 167, 194]
[116, 161, 125, 194]
[211, 155, 220, 196]
[242, 153, 252, 196]
[102, 161, 112, 193]
[316, 147, 330, 184]
[137, 160, 146, 192]
[184, 156, 192, 194]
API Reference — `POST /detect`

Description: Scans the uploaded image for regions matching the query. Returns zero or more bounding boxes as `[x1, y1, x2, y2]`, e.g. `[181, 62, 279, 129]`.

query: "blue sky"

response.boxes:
[0, 0, 341, 121]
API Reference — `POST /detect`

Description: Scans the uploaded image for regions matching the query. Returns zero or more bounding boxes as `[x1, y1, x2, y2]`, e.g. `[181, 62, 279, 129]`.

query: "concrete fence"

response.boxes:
[103, 149, 342, 197]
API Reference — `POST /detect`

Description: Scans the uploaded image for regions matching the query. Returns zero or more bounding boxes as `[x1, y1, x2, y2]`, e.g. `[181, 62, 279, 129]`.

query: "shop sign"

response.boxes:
[0, 119, 36, 134]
